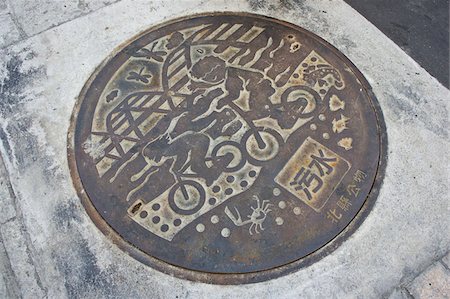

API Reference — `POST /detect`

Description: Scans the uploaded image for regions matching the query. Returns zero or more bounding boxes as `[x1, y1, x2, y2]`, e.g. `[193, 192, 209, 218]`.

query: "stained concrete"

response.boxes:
[0, 0, 448, 298]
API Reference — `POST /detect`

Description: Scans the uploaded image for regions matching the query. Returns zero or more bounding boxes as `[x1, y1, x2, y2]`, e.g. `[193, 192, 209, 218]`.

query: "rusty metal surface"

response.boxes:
[68, 12, 387, 284]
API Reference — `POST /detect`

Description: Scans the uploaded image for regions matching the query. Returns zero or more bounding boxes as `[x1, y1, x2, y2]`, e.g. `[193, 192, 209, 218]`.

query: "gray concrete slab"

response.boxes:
[0, 14, 22, 48]
[0, 0, 448, 298]
[387, 288, 411, 299]
[1, 219, 46, 298]
[0, 0, 9, 15]
[6, 0, 119, 37]
[0, 235, 20, 299]
[0, 155, 16, 224]
[406, 262, 450, 299]
[442, 251, 450, 269]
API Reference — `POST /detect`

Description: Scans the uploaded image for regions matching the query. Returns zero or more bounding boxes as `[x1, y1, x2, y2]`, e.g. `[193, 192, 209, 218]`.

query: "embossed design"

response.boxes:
[332, 114, 350, 133]
[126, 67, 152, 83]
[225, 196, 272, 235]
[86, 21, 354, 235]
[87, 22, 348, 240]
[275, 137, 350, 212]
[70, 14, 384, 280]
[338, 137, 353, 150]
[106, 90, 119, 103]
[329, 94, 345, 111]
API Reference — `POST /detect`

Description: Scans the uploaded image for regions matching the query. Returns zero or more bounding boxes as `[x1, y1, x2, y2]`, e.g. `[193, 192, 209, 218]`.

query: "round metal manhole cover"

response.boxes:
[68, 13, 386, 284]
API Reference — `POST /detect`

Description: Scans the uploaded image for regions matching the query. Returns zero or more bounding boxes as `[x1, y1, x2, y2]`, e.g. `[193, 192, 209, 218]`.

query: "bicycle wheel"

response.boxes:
[280, 85, 321, 118]
[168, 180, 205, 215]
[210, 141, 246, 172]
[242, 127, 284, 165]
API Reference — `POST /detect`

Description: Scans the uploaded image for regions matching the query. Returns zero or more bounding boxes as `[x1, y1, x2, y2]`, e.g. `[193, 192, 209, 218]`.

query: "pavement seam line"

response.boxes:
[5, 0, 27, 39]
[401, 252, 450, 297]
[0, 229, 20, 298]
[403, 287, 415, 299]
[387, 251, 450, 298]
[0, 0, 124, 50]
[439, 258, 450, 271]
[0, 153, 48, 297]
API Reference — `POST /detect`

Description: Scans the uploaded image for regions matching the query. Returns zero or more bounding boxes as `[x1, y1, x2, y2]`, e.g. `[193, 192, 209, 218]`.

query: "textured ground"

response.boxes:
[345, 0, 449, 87]
[0, 0, 449, 298]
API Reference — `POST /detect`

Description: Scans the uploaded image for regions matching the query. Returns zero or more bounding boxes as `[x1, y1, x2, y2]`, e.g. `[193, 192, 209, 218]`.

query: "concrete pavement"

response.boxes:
[0, 0, 448, 298]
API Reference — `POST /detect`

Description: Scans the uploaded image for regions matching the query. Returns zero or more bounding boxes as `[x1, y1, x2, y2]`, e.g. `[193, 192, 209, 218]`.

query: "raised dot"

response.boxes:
[160, 224, 169, 232]
[273, 187, 281, 196]
[311, 57, 317, 62]
[319, 89, 326, 94]
[310, 123, 317, 131]
[293, 73, 299, 78]
[152, 216, 160, 224]
[323, 133, 330, 139]
[225, 188, 233, 195]
[293, 207, 302, 215]
[173, 219, 181, 226]
[275, 217, 284, 225]
[226, 176, 235, 183]
[318, 114, 326, 121]
[208, 197, 217, 205]
[221, 228, 230, 238]
[278, 201, 286, 209]
[249, 170, 257, 177]
[212, 186, 220, 193]
[196, 223, 205, 233]
[152, 203, 160, 211]
[240, 180, 248, 188]
[211, 215, 219, 224]
[139, 211, 148, 218]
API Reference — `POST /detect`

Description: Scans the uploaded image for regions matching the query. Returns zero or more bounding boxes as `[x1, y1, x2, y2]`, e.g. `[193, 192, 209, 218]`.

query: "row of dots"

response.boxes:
[196, 223, 231, 238]
[139, 210, 182, 232]
[211, 171, 257, 195]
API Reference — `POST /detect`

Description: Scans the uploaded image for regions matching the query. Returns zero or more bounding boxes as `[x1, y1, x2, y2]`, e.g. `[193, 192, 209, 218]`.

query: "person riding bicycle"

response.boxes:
[141, 55, 318, 187]
[189, 55, 315, 129]
[141, 88, 236, 187]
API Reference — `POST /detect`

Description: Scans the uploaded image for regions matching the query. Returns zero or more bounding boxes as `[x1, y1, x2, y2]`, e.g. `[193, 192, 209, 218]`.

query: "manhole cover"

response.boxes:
[68, 13, 386, 284]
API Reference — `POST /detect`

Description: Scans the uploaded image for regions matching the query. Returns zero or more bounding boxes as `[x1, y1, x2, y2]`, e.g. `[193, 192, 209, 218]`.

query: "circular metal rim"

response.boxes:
[67, 11, 388, 285]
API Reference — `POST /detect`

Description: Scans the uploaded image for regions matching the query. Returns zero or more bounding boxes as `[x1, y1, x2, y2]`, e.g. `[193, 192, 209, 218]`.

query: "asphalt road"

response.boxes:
[345, 0, 449, 87]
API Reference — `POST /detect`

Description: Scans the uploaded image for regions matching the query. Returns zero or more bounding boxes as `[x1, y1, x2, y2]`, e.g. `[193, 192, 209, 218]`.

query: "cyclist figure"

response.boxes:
[141, 89, 235, 186]
[189, 55, 312, 129]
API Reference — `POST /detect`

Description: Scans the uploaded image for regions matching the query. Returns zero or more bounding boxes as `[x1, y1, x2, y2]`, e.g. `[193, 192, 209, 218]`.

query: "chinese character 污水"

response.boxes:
[337, 195, 352, 212]
[290, 167, 323, 200]
[308, 149, 337, 176]
[326, 208, 342, 223]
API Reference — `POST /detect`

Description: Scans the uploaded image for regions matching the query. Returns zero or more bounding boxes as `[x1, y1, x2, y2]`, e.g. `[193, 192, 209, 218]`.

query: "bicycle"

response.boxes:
[167, 139, 244, 215]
